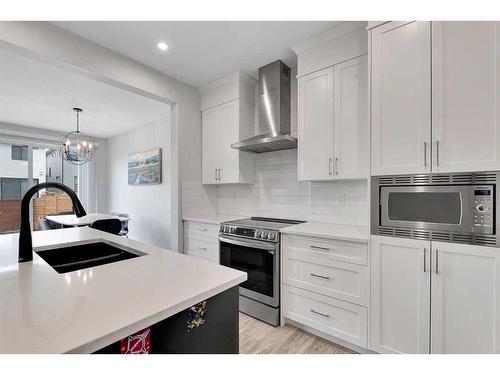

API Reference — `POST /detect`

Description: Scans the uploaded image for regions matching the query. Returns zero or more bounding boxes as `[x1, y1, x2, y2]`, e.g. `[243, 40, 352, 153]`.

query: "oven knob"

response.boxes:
[230, 227, 236, 234]
[262, 232, 268, 239]
[224, 226, 229, 233]
[255, 230, 261, 238]
[268, 233, 276, 240]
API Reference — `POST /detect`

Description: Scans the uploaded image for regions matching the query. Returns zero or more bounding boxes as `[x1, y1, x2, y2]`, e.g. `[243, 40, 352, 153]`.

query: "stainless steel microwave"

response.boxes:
[371, 172, 499, 247]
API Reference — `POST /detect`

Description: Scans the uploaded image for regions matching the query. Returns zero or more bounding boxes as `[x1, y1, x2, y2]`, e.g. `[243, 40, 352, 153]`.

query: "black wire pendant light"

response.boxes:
[60, 108, 96, 165]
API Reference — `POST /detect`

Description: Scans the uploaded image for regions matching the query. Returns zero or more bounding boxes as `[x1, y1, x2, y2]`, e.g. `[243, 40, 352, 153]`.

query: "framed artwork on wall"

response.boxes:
[128, 148, 162, 185]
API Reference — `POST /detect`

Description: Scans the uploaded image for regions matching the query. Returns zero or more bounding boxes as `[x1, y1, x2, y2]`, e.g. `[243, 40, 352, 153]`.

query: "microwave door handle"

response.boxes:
[219, 235, 277, 251]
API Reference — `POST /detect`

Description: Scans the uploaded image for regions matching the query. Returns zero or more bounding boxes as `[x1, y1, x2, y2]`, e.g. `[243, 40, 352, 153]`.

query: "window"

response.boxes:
[0, 178, 39, 200]
[11, 145, 28, 161]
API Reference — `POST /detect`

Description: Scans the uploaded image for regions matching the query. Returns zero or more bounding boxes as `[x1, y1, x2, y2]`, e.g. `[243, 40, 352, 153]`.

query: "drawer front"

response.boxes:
[283, 234, 368, 266]
[283, 285, 368, 348]
[184, 236, 219, 262]
[184, 221, 220, 238]
[283, 248, 369, 306]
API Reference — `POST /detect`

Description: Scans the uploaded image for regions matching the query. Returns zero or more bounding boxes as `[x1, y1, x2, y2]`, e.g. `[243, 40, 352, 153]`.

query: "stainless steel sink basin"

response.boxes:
[36, 241, 145, 274]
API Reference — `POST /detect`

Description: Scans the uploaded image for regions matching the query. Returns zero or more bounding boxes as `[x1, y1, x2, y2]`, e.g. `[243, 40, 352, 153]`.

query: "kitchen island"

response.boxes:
[0, 227, 246, 353]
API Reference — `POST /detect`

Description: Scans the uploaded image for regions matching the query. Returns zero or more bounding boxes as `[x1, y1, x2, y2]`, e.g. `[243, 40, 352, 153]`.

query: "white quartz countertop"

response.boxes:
[0, 227, 246, 354]
[183, 214, 247, 225]
[280, 222, 369, 243]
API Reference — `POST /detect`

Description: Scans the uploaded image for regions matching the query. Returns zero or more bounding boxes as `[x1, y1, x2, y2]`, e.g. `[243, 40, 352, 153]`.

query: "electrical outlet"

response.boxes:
[338, 193, 346, 204]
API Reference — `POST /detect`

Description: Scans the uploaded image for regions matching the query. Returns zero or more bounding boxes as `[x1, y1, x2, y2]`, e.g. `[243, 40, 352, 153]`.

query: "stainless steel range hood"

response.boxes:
[231, 60, 295, 153]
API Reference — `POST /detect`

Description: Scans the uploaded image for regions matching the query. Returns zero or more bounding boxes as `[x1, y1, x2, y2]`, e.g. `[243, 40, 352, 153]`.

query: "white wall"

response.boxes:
[105, 115, 172, 249]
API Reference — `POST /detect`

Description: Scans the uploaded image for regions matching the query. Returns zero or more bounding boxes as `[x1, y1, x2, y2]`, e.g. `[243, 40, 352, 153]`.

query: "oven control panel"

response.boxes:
[473, 186, 494, 234]
[220, 225, 279, 242]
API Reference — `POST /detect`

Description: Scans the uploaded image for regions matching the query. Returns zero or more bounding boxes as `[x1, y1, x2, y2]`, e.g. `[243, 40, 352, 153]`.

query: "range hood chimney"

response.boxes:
[231, 60, 295, 153]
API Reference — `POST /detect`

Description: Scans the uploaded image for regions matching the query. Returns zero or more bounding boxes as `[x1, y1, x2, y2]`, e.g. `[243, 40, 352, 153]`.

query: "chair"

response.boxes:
[39, 218, 53, 231]
[118, 213, 130, 237]
[90, 219, 122, 235]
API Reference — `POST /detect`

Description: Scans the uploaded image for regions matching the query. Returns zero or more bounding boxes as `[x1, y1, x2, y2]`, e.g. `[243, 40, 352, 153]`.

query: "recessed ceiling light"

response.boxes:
[157, 42, 168, 51]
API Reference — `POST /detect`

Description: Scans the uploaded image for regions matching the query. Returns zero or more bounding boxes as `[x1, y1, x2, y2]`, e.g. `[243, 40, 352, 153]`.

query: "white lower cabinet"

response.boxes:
[371, 235, 500, 354]
[370, 236, 430, 354]
[283, 285, 368, 348]
[431, 242, 500, 353]
[183, 220, 220, 264]
[282, 234, 369, 349]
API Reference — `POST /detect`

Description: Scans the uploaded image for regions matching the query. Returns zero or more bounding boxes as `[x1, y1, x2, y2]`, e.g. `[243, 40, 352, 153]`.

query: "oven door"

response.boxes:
[219, 234, 279, 308]
[380, 185, 472, 232]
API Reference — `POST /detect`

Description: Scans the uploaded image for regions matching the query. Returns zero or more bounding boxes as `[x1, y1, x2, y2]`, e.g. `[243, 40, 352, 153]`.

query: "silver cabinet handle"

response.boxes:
[310, 309, 330, 318]
[310, 245, 330, 251]
[424, 142, 427, 167]
[328, 158, 332, 175]
[202, 228, 208, 232]
[197, 246, 208, 251]
[423, 248, 427, 273]
[215, 168, 218, 181]
[436, 141, 439, 166]
[435, 249, 439, 274]
[335, 157, 339, 175]
[218, 168, 222, 181]
[310, 273, 330, 280]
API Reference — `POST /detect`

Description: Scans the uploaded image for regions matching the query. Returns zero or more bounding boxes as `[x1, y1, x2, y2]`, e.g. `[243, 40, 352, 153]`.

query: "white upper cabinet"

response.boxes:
[431, 242, 500, 354]
[371, 21, 431, 176]
[370, 235, 430, 354]
[295, 23, 369, 181]
[432, 22, 500, 173]
[371, 21, 500, 176]
[298, 66, 334, 181]
[298, 60, 368, 181]
[333, 55, 369, 179]
[201, 107, 220, 184]
[200, 73, 256, 185]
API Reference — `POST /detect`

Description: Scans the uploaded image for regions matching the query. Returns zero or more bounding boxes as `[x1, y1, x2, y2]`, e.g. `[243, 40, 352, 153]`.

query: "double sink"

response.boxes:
[36, 241, 145, 274]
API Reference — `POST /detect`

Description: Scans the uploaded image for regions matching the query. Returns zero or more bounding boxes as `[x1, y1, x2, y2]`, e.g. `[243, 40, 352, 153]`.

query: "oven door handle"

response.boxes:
[219, 235, 277, 251]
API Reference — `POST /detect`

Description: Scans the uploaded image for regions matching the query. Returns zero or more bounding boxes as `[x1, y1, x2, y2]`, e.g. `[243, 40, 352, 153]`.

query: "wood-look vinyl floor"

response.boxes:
[239, 313, 356, 354]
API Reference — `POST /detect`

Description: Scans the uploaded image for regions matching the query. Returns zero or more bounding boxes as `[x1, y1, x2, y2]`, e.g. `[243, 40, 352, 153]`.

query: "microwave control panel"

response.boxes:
[473, 186, 494, 234]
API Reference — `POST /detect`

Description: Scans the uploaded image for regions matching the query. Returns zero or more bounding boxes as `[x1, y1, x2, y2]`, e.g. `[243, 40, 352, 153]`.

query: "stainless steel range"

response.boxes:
[219, 217, 305, 326]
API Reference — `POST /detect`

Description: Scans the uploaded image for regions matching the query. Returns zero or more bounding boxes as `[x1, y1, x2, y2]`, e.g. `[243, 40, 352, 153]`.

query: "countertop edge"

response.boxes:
[279, 225, 369, 244]
[182, 215, 246, 225]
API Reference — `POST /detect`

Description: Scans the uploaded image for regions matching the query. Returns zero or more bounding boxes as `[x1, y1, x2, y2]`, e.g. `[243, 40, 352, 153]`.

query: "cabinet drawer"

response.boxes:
[282, 235, 368, 266]
[184, 221, 220, 235]
[184, 236, 219, 262]
[283, 248, 369, 306]
[283, 285, 368, 348]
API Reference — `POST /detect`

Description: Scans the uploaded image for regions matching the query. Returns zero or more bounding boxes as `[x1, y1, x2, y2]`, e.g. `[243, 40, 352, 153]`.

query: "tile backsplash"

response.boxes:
[183, 149, 368, 226]
[217, 149, 368, 225]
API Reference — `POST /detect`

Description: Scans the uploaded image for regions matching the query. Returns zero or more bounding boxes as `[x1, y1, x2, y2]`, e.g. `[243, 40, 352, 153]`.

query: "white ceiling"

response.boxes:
[0, 49, 170, 139]
[52, 21, 340, 87]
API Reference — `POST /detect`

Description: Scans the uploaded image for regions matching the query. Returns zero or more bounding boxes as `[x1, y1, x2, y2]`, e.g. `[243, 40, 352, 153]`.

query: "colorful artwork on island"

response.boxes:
[187, 300, 208, 332]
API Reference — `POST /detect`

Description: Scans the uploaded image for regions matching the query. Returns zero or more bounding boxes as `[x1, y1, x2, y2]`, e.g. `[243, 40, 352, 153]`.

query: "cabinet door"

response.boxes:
[219, 100, 240, 183]
[431, 242, 500, 353]
[371, 21, 431, 176]
[370, 236, 430, 353]
[333, 55, 368, 179]
[298, 66, 334, 181]
[201, 107, 220, 184]
[432, 22, 500, 173]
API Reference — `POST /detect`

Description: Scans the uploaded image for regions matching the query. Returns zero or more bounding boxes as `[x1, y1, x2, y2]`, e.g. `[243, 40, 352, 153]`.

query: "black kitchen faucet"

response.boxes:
[18, 182, 87, 262]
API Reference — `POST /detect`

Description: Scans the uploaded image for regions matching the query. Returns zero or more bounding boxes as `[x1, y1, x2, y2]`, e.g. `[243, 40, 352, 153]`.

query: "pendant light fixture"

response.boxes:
[60, 108, 95, 165]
